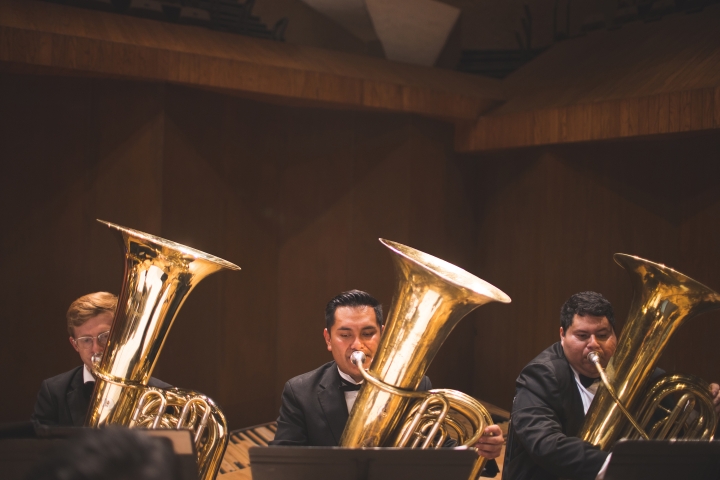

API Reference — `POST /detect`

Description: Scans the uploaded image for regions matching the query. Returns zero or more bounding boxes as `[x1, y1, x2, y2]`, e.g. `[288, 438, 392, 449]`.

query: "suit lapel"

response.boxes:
[567, 383, 587, 436]
[317, 364, 348, 445]
[67, 367, 90, 427]
[556, 345, 588, 437]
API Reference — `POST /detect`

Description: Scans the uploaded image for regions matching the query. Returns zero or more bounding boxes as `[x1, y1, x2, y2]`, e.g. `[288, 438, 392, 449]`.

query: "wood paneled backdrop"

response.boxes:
[2, 71, 720, 428]
[0, 72, 478, 428]
[2, 1, 720, 429]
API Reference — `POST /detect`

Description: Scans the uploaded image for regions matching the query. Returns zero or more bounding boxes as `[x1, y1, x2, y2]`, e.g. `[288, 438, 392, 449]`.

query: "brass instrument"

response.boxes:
[340, 239, 511, 478]
[86, 220, 240, 480]
[579, 253, 720, 450]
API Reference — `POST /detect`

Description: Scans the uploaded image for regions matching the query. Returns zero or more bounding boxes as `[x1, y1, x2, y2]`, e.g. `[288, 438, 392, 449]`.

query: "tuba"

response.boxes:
[340, 239, 511, 478]
[86, 220, 240, 480]
[579, 253, 720, 450]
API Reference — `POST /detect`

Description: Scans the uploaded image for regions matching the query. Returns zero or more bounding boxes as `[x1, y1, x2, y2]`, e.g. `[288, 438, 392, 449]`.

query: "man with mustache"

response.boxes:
[502, 291, 720, 480]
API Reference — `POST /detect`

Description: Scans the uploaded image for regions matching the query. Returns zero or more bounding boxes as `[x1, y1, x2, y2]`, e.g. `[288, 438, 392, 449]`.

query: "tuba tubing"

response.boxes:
[85, 220, 240, 480]
[579, 253, 720, 450]
[587, 352, 649, 440]
[340, 238, 510, 472]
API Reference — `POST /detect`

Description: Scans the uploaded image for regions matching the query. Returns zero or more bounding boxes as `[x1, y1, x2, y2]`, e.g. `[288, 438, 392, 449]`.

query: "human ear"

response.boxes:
[323, 328, 332, 351]
[69, 336, 79, 353]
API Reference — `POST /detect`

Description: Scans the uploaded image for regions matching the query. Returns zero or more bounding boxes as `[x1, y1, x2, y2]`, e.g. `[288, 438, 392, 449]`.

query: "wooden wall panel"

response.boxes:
[471, 153, 676, 409]
[0, 71, 481, 427]
[466, 132, 720, 411]
[496, 6, 720, 114]
[666, 199, 720, 383]
[454, 5, 720, 153]
[455, 87, 720, 152]
[275, 111, 479, 407]
[0, 0, 502, 122]
[4, 66, 718, 434]
[0, 73, 164, 423]
[0, 76, 284, 429]
[150, 86, 281, 429]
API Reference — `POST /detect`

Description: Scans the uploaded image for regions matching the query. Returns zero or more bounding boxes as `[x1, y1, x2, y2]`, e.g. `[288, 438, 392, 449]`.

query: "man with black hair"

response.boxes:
[502, 291, 720, 480]
[271, 289, 503, 471]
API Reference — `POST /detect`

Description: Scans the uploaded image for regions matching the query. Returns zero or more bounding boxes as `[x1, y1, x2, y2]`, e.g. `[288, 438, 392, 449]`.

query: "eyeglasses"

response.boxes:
[73, 331, 111, 350]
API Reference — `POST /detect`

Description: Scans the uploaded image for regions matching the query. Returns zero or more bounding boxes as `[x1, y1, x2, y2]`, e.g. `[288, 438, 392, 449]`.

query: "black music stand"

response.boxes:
[250, 446, 479, 480]
[604, 439, 720, 480]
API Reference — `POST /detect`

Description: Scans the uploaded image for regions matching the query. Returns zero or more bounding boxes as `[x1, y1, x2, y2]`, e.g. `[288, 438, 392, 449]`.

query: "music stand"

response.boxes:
[604, 439, 720, 480]
[250, 446, 479, 480]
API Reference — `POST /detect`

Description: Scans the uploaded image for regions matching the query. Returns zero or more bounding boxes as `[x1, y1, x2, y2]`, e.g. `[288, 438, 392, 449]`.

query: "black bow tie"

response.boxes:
[82, 381, 96, 399]
[339, 378, 362, 392]
[579, 374, 600, 389]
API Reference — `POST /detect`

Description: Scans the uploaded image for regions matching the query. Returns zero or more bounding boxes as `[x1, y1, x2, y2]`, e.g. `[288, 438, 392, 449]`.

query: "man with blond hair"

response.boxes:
[32, 292, 169, 426]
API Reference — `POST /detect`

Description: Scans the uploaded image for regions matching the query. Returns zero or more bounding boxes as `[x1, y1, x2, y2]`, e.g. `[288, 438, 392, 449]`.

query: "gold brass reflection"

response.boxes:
[340, 239, 511, 478]
[580, 253, 720, 449]
[85, 220, 240, 480]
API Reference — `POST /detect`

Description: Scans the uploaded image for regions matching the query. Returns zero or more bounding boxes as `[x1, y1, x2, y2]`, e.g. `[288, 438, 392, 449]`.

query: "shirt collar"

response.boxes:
[569, 365, 600, 393]
[83, 364, 95, 383]
[337, 366, 363, 385]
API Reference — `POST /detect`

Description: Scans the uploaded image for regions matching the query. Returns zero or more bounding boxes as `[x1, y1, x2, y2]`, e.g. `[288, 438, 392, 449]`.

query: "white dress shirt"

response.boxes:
[570, 366, 611, 479]
[83, 364, 95, 383]
[337, 367, 363, 413]
[570, 366, 600, 414]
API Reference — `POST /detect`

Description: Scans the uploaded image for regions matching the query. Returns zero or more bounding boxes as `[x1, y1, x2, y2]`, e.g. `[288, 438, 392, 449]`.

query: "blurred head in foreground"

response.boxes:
[27, 427, 178, 480]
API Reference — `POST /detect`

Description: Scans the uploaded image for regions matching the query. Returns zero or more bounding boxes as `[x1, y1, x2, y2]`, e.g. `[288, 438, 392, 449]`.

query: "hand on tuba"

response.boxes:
[351, 351, 504, 459]
[474, 424, 504, 460]
[711, 383, 720, 414]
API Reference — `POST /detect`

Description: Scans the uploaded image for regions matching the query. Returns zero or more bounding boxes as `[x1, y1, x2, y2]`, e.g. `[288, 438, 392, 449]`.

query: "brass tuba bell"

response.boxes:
[85, 220, 240, 480]
[579, 253, 720, 449]
[340, 239, 511, 478]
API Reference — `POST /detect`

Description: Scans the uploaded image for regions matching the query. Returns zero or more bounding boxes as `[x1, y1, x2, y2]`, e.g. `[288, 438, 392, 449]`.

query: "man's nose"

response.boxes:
[351, 336, 364, 350]
[587, 335, 600, 348]
[91, 339, 104, 354]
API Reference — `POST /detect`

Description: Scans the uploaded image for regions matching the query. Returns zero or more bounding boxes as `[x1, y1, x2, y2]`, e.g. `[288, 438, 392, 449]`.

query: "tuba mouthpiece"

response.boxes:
[587, 351, 601, 364]
[91, 352, 103, 369]
[351, 351, 366, 367]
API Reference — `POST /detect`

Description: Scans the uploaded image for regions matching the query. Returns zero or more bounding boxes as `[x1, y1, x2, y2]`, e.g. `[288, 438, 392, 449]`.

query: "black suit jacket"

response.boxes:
[272, 361, 499, 477]
[502, 342, 608, 480]
[32, 366, 171, 427]
[271, 361, 433, 446]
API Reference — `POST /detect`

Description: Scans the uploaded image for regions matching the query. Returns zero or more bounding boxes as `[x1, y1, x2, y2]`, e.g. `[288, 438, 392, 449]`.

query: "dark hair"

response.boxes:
[325, 290, 383, 331]
[26, 428, 178, 480]
[560, 291, 615, 333]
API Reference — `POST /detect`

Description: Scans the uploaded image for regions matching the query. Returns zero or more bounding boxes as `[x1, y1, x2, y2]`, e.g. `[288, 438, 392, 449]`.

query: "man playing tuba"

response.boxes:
[503, 291, 720, 480]
[32, 292, 170, 427]
[270, 289, 504, 476]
